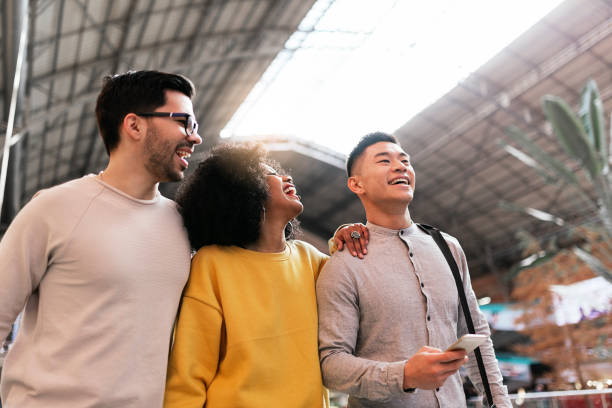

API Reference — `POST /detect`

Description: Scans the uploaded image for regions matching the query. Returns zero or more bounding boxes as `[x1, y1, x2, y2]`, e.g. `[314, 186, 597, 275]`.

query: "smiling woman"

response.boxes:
[175, 143, 299, 249]
[165, 142, 330, 408]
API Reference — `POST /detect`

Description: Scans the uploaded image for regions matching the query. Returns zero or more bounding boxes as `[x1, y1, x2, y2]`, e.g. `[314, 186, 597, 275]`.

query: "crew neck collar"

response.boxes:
[232, 242, 292, 261]
[91, 173, 160, 205]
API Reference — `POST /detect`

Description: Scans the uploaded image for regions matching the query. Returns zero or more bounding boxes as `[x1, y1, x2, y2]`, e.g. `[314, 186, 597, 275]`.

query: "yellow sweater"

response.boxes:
[164, 241, 329, 408]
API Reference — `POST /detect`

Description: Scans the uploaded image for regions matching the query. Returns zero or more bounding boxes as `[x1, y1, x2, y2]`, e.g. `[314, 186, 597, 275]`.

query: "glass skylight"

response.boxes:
[220, 0, 565, 154]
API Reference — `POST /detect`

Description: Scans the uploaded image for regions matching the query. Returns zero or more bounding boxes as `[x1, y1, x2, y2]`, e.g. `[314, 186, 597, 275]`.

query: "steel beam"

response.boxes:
[123, 0, 158, 69]
[110, 0, 140, 74]
[70, 0, 116, 55]
[1, 0, 28, 225]
[179, 0, 214, 62]
[45, 0, 65, 110]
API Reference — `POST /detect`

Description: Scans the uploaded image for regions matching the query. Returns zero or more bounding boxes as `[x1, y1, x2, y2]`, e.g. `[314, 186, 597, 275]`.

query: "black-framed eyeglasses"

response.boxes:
[135, 112, 199, 136]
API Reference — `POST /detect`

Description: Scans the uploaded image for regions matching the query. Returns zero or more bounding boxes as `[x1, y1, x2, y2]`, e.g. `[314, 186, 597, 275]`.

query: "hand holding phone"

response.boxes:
[445, 334, 488, 354]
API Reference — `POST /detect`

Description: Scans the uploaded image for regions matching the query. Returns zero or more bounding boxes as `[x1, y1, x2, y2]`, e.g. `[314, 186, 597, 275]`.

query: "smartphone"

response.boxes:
[445, 334, 488, 353]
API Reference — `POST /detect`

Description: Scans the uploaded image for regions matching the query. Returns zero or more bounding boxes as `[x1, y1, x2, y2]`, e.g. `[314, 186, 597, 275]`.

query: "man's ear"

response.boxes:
[121, 113, 146, 142]
[347, 176, 364, 195]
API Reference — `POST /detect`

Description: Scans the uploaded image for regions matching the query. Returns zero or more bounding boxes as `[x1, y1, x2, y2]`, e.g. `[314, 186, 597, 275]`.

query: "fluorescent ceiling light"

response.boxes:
[221, 0, 565, 155]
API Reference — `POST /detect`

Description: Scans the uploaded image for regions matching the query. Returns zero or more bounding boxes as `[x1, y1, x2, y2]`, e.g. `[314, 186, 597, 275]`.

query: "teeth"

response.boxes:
[284, 186, 296, 194]
[177, 151, 191, 159]
[390, 178, 408, 185]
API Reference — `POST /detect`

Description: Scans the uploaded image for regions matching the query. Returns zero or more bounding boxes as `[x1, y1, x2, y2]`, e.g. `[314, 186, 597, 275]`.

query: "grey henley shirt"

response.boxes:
[316, 222, 510, 408]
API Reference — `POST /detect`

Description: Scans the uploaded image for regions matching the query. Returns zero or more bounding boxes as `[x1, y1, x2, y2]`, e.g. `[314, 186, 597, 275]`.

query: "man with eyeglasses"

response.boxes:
[0, 71, 202, 407]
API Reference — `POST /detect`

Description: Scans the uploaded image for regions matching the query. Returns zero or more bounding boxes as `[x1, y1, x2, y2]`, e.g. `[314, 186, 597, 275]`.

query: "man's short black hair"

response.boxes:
[346, 132, 399, 176]
[175, 143, 298, 251]
[95, 70, 195, 154]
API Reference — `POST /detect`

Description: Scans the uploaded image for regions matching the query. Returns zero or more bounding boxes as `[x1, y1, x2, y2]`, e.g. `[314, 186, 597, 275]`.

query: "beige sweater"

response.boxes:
[0, 175, 191, 408]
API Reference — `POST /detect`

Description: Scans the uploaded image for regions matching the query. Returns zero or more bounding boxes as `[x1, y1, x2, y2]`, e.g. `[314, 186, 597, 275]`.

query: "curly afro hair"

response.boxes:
[175, 142, 299, 251]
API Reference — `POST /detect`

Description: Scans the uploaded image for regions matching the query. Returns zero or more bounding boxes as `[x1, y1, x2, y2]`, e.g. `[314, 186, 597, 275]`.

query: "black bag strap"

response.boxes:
[417, 223, 495, 408]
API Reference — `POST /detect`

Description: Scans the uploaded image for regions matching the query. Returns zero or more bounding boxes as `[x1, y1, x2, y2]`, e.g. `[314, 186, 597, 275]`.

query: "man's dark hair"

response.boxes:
[95, 70, 195, 154]
[175, 143, 299, 251]
[346, 131, 399, 176]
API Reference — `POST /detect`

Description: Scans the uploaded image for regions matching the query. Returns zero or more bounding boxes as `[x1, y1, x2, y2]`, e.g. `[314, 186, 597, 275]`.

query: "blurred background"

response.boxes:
[1, 0, 611, 406]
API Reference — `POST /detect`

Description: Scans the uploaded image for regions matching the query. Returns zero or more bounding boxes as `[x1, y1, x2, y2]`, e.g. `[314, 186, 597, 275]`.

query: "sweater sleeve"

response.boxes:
[310, 244, 329, 281]
[0, 194, 54, 340]
[450, 238, 511, 408]
[316, 256, 406, 402]
[164, 254, 224, 408]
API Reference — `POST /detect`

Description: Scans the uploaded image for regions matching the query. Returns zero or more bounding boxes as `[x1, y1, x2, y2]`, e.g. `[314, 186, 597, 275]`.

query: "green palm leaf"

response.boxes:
[579, 79, 607, 170]
[543, 95, 602, 181]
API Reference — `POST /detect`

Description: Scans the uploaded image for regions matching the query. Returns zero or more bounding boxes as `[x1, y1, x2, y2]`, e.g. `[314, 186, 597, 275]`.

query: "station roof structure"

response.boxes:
[0, 0, 317, 212]
[1, 0, 611, 280]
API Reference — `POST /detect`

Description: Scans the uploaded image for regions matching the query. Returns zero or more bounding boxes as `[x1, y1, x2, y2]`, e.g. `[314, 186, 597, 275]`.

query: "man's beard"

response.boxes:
[143, 127, 184, 183]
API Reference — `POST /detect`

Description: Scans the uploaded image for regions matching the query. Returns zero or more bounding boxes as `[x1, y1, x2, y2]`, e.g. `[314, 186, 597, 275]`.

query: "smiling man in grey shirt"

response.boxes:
[316, 132, 510, 408]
